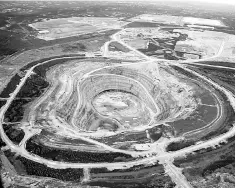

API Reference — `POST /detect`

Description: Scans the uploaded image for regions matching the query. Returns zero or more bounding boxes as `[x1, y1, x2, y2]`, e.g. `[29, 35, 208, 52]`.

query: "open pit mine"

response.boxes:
[0, 54, 234, 187]
[0, 7, 234, 188]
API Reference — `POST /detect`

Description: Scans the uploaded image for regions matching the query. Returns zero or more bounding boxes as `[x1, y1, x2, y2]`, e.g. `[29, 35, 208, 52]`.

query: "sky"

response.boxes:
[0, 0, 235, 5]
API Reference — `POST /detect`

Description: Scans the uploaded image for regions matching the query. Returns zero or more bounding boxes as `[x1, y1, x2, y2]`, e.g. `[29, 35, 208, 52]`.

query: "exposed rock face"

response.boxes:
[23, 59, 214, 141]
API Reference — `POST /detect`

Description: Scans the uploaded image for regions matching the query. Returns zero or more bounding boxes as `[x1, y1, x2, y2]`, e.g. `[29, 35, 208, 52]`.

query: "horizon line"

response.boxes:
[0, 0, 235, 5]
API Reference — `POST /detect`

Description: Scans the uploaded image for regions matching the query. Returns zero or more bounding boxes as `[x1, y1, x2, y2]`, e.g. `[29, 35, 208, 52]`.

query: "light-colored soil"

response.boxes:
[29, 17, 128, 40]
[129, 14, 226, 28]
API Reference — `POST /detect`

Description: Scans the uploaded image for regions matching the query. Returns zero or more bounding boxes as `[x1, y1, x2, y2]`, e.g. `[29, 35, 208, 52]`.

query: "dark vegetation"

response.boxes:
[0, 29, 23, 59]
[2, 99, 28, 144]
[16, 74, 49, 98]
[0, 100, 7, 108]
[4, 150, 84, 182]
[90, 164, 169, 186]
[87, 177, 176, 188]
[187, 65, 235, 93]
[25, 136, 133, 163]
[0, 74, 22, 98]
[0, 136, 6, 148]
[2, 123, 25, 144]
[188, 61, 235, 68]
[2, 72, 49, 122]
[4, 99, 30, 122]
[91, 167, 111, 174]
[92, 162, 163, 173]
[166, 140, 196, 152]
[174, 137, 235, 181]
[88, 167, 176, 188]
[203, 159, 235, 176]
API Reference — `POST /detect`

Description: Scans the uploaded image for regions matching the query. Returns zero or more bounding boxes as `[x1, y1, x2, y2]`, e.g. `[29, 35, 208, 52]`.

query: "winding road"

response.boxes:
[0, 26, 234, 188]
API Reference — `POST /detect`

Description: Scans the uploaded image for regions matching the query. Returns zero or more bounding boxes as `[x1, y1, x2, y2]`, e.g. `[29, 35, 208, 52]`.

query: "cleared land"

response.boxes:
[29, 17, 128, 40]
[129, 14, 226, 28]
